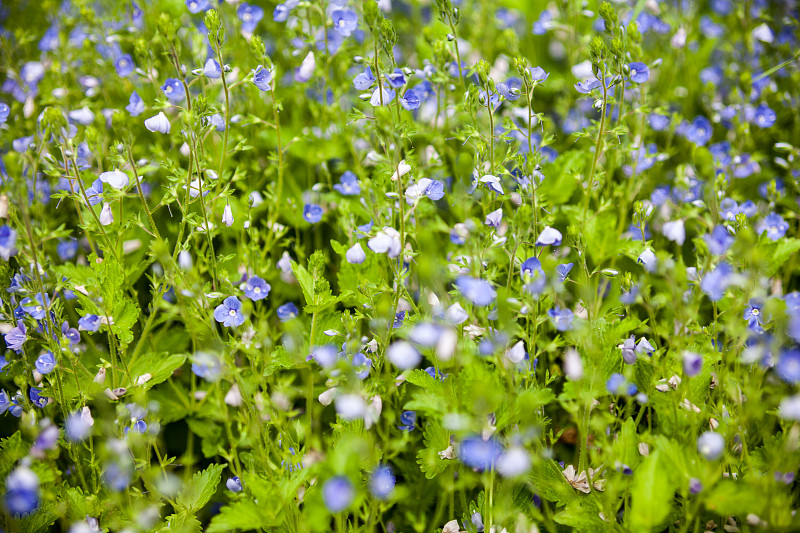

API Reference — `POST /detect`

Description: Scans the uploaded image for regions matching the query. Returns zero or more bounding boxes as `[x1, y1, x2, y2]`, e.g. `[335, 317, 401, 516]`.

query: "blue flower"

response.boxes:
[332, 8, 358, 36]
[532, 10, 553, 34]
[0, 225, 17, 260]
[65, 410, 93, 442]
[226, 476, 243, 492]
[161, 78, 186, 103]
[0, 101, 9, 123]
[529, 66, 549, 82]
[682, 351, 702, 377]
[758, 213, 788, 241]
[536, 226, 562, 246]
[333, 171, 361, 195]
[400, 90, 420, 110]
[203, 58, 222, 78]
[57, 239, 79, 261]
[35, 351, 56, 375]
[114, 54, 135, 77]
[743, 299, 764, 329]
[21, 293, 49, 320]
[606, 373, 637, 395]
[237, 3, 264, 33]
[277, 302, 299, 321]
[398, 410, 416, 431]
[574, 78, 603, 94]
[628, 62, 650, 83]
[520, 257, 546, 295]
[4, 320, 26, 351]
[753, 103, 776, 128]
[213, 296, 245, 327]
[459, 435, 502, 472]
[126, 91, 144, 116]
[704, 225, 734, 255]
[353, 66, 375, 90]
[252, 65, 274, 91]
[186, 0, 211, 14]
[370, 465, 395, 499]
[649, 113, 670, 131]
[697, 432, 725, 460]
[191, 352, 223, 382]
[78, 314, 101, 332]
[496, 78, 522, 101]
[244, 276, 271, 301]
[685, 116, 713, 146]
[700, 262, 733, 301]
[29, 387, 47, 408]
[385, 68, 406, 89]
[303, 203, 323, 224]
[776, 348, 800, 384]
[4, 466, 39, 516]
[455, 276, 497, 307]
[556, 263, 574, 282]
[323, 476, 354, 512]
[39, 25, 59, 52]
[548, 306, 574, 331]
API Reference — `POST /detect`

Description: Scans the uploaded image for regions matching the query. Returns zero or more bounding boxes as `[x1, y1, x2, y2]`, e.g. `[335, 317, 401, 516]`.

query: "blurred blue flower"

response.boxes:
[35, 351, 56, 375]
[161, 78, 185, 103]
[455, 277, 497, 307]
[333, 171, 360, 195]
[277, 302, 299, 321]
[459, 435, 502, 472]
[237, 3, 264, 33]
[548, 306, 574, 331]
[323, 476, 354, 512]
[370, 465, 395, 499]
[700, 262, 733, 301]
[303, 203, 323, 224]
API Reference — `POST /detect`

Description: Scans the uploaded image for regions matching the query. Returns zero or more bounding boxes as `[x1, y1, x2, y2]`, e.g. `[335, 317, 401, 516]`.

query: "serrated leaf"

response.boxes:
[207, 499, 267, 533]
[527, 459, 578, 506]
[176, 463, 224, 513]
[0, 432, 27, 479]
[126, 352, 186, 390]
[416, 421, 451, 479]
[629, 450, 675, 531]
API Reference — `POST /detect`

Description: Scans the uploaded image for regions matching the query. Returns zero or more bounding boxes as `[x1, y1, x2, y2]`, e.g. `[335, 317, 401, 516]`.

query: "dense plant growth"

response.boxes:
[1, 0, 799, 531]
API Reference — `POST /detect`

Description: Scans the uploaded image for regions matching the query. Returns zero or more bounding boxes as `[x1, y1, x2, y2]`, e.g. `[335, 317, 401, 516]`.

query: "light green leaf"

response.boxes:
[629, 450, 675, 531]
[176, 463, 224, 513]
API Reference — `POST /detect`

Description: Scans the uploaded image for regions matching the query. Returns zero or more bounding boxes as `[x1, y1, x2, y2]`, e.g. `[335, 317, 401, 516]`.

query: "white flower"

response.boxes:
[370, 86, 394, 107]
[99, 203, 114, 225]
[536, 226, 562, 246]
[68, 106, 95, 125]
[497, 447, 531, 477]
[387, 340, 421, 370]
[504, 340, 526, 364]
[222, 204, 234, 227]
[335, 393, 366, 421]
[662, 219, 685, 245]
[368, 227, 401, 258]
[637, 248, 657, 272]
[295, 51, 316, 82]
[345, 243, 366, 264]
[144, 112, 170, 134]
[445, 303, 469, 324]
[563, 348, 584, 380]
[99, 170, 130, 190]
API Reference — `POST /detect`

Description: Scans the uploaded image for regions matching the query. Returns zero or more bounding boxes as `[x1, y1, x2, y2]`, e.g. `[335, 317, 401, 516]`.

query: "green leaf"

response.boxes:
[176, 463, 224, 513]
[768, 238, 800, 274]
[629, 450, 675, 531]
[0, 432, 27, 479]
[126, 352, 187, 391]
[527, 459, 578, 506]
[291, 260, 316, 306]
[416, 421, 451, 479]
[207, 499, 267, 533]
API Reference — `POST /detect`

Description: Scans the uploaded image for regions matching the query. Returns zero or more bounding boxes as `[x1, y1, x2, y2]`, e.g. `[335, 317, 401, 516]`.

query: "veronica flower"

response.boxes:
[387, 341, 421, 370]
[368, 228, 401, 258]
[35, 351, 56, 374]
[126, 91, 144, 116]
[370, 465, 395, 499]
[186, 0, 211, 14]
[144, 112, 170, 134]
[161, 78, 185, 102]
[637, 249, 657, 272]
[485, 208, 502, 227]
[5, 320, 27, 351]
[776, 348, 800, 384]
[252, 65, 274, 91]
[620, 336, 636, 365]
[114, 54, 134, 77]
[242, 275, 269, 301]
[697, 432, 724, 460]
[333, 171, 361, 195]
[370, 87, 395, 106]
[0, 102, 9, 123]
[345, 243, 366, 264]
[99, 203, 114, 225]
[65, 408, 93, 441]
[536, 226, 562, 246]
[753, 103, 776, 128]
[556, 263, 574, 282]
[277, 302, 299, 321]
[237, 3, 264, 33]
[78, 314, 101, 332]
[294, 52, 316, 83]
[400, 90, 420, 110]
[496, 78, 522, 101]
[548, 306, 574, 331]
[99, 170, 129, 190]
[4, 466, 39, 516]
[480, 175, 504, 195]
[323, 476, 354, 512]
[758, 213, 788, 241]
[331, 8, 358, 36]
[192, 352, 223, 382]
[203, 58, 222, 78]
[700, 262, 733, 301]
[683, 351, 702, 377]
[0, 226, 17, 260]
[68, 106, 95, 125]
[607, 373, 637, 395]
[303, 204, 323, 224]
[353, 66, 375, 90]
[520, 257, 546, 295]
[454, 277, 496, 307]
[21, 293, 49, 320]
[222, 204, 234, 227]
[459, 435, 502, 472]
[213, 296, 245, 327]
[226, 476, 243, 493]
[704, 226, 734, 255]
[628, 62, 650, 83]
